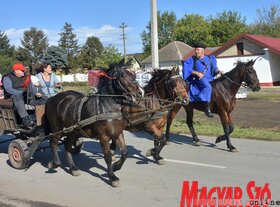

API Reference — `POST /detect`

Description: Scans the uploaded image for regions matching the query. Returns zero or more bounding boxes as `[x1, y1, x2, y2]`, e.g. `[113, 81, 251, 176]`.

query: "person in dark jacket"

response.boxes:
[2, 63, 42, 128]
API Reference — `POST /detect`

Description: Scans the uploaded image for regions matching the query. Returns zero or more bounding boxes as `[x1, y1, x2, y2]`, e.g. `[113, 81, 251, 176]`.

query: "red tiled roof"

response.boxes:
[211, 34, 280, 56]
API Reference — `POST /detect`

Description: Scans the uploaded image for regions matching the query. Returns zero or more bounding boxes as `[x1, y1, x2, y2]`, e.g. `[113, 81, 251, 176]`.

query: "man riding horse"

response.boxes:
[182, 42, 222, 117]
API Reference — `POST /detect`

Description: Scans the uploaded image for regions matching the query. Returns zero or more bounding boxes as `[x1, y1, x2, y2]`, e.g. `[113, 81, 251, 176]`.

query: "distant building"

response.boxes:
[141, 41, 193, 71]
[210, 34, 280, 86]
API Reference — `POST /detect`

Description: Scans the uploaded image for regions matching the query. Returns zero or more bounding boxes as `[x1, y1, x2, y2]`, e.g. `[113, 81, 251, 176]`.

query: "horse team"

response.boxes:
[31, 60, 261, 187]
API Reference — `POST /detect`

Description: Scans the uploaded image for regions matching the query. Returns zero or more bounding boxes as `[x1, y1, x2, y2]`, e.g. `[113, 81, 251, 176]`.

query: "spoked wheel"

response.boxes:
[69, 137, 84, 154]
[8, 139, 30, 169]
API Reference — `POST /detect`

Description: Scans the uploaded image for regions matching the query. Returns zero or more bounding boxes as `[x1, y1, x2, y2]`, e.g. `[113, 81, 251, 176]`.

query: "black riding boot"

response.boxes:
[204, 102, 213, 118]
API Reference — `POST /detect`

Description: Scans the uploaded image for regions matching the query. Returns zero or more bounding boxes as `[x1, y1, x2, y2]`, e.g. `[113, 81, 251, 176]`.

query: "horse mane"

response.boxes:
[144, 69, 170, 93]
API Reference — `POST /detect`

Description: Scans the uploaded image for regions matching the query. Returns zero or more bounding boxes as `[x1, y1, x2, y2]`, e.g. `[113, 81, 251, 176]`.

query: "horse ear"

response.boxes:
[248, 57, 259, 66]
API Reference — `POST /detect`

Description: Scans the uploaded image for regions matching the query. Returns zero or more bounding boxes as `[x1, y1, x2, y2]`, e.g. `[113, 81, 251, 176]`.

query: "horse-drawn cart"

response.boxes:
[0, 99, 84, 169]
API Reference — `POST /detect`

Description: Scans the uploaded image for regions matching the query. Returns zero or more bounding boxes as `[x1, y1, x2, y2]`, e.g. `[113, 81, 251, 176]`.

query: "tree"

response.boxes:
[173, 14, 213, 47]
[141, 11, 177, 56]
[0, 31, 17, 74]
[209, 10, 247, 46]
[43, 46, 67, 70]
[248, 5, 280, 37]
[0, 31, 14, 56]
[19, 27, 49, 66]
[95, 45, 122, 69]
[79, 36, 104, 69]
[58, 22, 79, 70]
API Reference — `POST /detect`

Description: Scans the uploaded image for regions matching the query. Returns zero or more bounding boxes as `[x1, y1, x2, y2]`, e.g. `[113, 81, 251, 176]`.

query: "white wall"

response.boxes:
[56, 73, 88, 83]
[216, 54, 272, 84]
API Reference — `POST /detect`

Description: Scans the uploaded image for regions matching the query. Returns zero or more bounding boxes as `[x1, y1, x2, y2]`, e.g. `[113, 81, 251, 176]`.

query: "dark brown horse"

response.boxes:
[165, 59, 260, 152]
[111, 67, 189, 164]
[45, 68, 143, 187]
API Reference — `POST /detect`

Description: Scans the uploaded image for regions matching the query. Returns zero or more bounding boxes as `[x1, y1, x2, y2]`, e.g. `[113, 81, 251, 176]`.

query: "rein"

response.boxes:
[220, 66, 255, 89]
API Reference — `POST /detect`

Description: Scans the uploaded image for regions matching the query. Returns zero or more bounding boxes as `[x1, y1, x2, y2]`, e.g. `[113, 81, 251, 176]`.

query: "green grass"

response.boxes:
[247, 87, 280, 101]
[171, 119, 280, 141]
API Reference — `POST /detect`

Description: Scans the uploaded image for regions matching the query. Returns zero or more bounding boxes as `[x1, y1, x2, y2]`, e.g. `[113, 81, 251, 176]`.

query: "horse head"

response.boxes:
[243, 59, 261, 92]
[148, 66, 189, 105]
[105, 67, 144, 102]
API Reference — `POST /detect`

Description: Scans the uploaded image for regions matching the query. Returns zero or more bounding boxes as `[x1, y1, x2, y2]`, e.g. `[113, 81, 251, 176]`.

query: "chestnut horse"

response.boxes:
[165, 59, 260, 152]
[110, 67, 189, 164]
[45, 68, 143, 187]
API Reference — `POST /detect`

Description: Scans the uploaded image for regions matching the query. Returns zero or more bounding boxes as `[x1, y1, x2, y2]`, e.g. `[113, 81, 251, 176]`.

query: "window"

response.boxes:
[236, 42, 244, 55]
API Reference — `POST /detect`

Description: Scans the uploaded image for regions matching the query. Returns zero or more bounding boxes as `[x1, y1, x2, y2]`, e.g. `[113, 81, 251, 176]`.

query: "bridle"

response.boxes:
[111, 69, 141, 102]
[154, 72, 187, 103]
[221, 65, 258, 89]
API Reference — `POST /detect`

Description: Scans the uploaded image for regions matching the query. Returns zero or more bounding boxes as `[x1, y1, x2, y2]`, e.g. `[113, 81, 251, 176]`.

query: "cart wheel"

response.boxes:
[69, 137, 84, 154]
[8, 139, 30, 169]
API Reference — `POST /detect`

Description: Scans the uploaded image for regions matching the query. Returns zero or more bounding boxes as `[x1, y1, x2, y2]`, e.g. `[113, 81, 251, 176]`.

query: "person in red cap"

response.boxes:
[2, 63, 42, 128]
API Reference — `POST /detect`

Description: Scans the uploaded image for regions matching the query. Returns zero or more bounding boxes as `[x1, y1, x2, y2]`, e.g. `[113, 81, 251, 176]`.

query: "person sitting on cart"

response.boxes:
[2, 63, 43, 128]
[35, 62, 62, 98]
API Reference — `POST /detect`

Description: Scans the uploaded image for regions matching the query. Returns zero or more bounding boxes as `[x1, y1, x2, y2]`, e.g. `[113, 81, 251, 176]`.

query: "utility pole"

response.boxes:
[119, 22, 127, 64]
[150, 0, 159, 68]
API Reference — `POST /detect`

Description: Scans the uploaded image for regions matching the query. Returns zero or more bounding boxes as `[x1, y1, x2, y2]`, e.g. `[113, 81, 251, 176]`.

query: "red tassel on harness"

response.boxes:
[88, 69, 116, 87]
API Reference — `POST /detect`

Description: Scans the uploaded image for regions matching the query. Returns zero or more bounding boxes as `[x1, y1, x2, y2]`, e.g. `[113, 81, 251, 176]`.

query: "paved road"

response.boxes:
[0, 131, 279, 207]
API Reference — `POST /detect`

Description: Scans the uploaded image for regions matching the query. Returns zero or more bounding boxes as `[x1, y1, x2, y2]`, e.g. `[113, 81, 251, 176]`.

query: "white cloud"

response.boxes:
[4, 25, 142, 54]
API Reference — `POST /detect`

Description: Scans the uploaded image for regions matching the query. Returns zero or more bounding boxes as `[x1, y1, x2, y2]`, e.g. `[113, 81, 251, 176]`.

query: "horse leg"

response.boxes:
[109, 140, 117, 161]
[186, 105, 200, 145]
[64, 134, 81, 176]
[145, 125, 167, 165]
[165, 104, 181, 143]
[48, 135, 62, 169]
[99, 137, 120, 187]
[152, 135, 167, 165]
[111, 132, 128, 172]
[215, 113, 238, 152]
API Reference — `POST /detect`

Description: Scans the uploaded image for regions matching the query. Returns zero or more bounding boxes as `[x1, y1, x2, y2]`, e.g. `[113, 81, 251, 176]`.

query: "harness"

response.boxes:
[192, 55, 214, 76]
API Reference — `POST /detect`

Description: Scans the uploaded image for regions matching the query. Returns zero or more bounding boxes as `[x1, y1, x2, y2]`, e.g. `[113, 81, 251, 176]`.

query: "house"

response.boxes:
[211, 34, 280, 86]
[141, 41, 193, 71]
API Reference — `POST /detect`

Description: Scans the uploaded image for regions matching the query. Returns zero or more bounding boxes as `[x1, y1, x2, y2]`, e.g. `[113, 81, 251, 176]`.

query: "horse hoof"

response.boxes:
[157, 159, 166, 165]
[215, 136, 222, 144]
[193, 141, 201, 146]
[111, 180, 120, 188]
[112, 155, 116, 162]
[71, 169, 81, 176]
[47, 161, 60, 169]
[230, 148, 239, 153]
[146, 149, 154, 157]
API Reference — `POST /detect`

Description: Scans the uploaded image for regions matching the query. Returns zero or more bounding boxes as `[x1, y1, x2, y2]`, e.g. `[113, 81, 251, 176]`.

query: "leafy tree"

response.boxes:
[95, 45, 122, 69]
[58, 22, 79, 70]
[173, 14, 213, 47]
[79, 36, 104, 69]
[209, 10, 247, 46]
[19, 27, 49, 66]
[248, 5, 280, 37]
[43, 46, 67, 70]
[141, 11, 177, 56]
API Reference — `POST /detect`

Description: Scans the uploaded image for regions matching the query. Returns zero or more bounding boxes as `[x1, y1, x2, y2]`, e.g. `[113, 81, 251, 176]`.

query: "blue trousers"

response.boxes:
[11, 93, 28, 118]
[188, 78, 212, 103]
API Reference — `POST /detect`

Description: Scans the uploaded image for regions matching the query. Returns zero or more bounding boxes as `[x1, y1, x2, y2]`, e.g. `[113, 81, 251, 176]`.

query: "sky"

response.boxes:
[1, 0, 280, 54]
